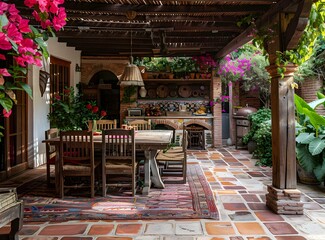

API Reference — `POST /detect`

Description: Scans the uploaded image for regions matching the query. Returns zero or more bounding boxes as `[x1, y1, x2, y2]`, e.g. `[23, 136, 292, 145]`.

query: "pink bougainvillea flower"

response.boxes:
[0, 2, 8, 14]
[0, 68, 11, 77]
[32, 10, 41, 21]
[3, 109, 12, 118]
[18, 19, 32, 33]
[0, 54, 6, 60]
[18, 38, 37, 54]
[5, 23, 23, 43]
[13, 56, 27, 67]
[54, 95, 61, 100]
[7, 4, 20, 22]
[49, 2, 59, 14]
[52, 7, 66, 30]
[41, 19, 52, 29]
[24, 0, 37, 8]
[0, 33, 12, 50]
[37, 0, 49, 12]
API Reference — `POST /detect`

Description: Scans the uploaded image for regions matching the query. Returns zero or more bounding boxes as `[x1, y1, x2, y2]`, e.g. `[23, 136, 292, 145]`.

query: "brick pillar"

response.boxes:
[211, 74, 222, 146]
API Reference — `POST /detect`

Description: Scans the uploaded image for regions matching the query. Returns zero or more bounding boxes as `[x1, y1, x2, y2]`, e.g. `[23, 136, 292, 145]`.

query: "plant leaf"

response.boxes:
[308, 98, 325, 109]
[294, 94, 314, 113]
[309, 138, 325, 156]
[0, 98, 13, 111]
[296, 132, 315, 144]
[296, 144, 316, 173]
[313, 161, 325, 182]
[17, 82, 33, 99]
[306, 109, 325, 131]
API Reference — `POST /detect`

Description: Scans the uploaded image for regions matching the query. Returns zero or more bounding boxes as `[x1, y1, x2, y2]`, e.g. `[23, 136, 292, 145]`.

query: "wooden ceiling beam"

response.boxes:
[62, 20, 242, 31]
[60, 37, 228, 44]
[63, 2, 270, 13]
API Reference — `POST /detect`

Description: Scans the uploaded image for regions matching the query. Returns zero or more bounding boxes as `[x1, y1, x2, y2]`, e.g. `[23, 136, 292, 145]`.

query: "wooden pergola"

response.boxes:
[16, 0, 313, 214]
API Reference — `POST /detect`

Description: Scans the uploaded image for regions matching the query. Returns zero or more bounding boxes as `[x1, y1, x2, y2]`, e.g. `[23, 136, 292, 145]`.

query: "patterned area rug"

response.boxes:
[19, 164, 218, 221]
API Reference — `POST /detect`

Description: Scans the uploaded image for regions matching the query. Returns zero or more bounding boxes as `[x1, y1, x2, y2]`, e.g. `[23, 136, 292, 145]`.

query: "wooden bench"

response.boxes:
[0, 188, 23, 240]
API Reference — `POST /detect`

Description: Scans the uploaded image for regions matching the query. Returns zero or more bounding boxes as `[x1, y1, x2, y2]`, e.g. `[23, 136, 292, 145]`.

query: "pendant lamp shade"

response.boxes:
[117, 11, 144, 87]
[118, 58, 144, 86]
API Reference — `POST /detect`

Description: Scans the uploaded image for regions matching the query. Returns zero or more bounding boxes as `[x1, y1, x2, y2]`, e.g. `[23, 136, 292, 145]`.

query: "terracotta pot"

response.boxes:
[296, 162, 320, 185]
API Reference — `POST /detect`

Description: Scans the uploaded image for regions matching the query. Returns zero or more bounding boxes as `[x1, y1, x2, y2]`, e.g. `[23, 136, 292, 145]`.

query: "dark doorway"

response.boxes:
[88, 71, 120, 127]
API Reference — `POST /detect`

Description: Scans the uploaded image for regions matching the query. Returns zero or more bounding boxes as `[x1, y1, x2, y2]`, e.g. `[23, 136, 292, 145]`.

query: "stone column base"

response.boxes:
[266, 185, 303, 215]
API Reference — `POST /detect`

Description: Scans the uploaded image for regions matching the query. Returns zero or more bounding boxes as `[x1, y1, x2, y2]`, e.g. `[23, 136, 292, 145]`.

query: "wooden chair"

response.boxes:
[88, 119, 117, 131]
[101, 129, 137, 196]
[59, 130, 100, 198]
[155, 123, 187, 184]
[45, 128, 59, 187]
[127, 119, 151, 130]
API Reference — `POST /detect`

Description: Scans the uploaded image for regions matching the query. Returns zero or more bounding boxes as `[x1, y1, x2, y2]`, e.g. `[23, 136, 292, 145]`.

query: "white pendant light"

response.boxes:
[118, 11, 144, 87]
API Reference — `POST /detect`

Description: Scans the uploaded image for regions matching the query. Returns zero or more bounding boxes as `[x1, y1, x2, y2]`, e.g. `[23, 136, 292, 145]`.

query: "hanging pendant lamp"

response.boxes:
[118, 11, 144, 87]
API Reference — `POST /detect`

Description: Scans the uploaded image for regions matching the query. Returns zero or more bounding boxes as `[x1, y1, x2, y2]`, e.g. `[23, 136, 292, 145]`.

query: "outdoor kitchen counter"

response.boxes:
[126, 114, 214, 120]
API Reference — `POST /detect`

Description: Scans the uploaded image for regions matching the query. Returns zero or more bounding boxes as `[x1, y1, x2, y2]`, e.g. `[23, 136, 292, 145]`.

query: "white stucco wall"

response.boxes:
[28, 37, 81, 168]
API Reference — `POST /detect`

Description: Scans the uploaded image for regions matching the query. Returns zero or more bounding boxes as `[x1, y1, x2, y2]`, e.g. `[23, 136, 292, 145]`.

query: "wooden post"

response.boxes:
[267, 64, 297, 189]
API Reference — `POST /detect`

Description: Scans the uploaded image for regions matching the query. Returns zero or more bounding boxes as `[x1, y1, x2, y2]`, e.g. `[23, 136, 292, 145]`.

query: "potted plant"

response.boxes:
[295, 93, 325, 183]
[47, 87, 107, 130]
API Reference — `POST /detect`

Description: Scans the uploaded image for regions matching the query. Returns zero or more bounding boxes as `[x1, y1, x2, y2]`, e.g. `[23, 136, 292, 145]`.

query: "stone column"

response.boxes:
[265, 64, 303, 215]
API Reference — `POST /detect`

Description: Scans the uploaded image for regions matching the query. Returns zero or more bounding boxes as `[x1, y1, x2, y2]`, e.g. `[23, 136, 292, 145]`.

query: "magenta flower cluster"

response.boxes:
[217, 54, 252, 80]
[0, 0, 67, 77]
[192, 54, 217, 71]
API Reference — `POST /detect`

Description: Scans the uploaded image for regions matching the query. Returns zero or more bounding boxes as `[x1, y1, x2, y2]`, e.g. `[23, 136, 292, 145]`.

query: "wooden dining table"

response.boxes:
[42, 130, 173, 195]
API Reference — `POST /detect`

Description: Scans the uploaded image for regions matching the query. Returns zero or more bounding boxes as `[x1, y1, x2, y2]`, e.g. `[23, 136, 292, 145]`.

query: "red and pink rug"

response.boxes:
[19, 164, 218, 221]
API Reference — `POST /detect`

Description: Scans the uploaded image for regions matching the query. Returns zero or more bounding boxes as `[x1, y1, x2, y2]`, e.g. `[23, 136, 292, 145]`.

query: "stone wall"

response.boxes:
[297, 76, 325, 115]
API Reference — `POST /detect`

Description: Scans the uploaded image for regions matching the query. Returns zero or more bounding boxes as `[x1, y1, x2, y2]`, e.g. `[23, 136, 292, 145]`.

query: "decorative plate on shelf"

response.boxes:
[178, 85, 192, 98]
[147, 88, 157, 98]
[157, 85, 169, 98]
[192, 90, 199, 97]
[169, 90, 177, 97]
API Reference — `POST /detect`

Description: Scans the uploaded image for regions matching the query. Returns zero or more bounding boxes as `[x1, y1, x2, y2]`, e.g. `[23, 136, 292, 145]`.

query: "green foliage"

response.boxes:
[242, 108, 272, 166]
[295, 93, 325, 181]
[47, 87, 104, 131]
[135, 57, 199, 75]
[294, 37, 325, 82]
[121, 86, 137, 103]
[242, 108, 271, 144]
[252, 120, 272, 166]
[241, 1, 325, 77]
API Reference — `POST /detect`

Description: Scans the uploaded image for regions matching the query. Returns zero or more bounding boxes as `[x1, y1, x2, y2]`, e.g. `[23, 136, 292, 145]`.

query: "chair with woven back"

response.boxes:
[127, 119, 151, 130]
[59, 130, 101, 198]
[101, 129, 137, 196]
[88, 119, 117, 131]
[155, 123, 187, 184]
[45, 128, 59, 187]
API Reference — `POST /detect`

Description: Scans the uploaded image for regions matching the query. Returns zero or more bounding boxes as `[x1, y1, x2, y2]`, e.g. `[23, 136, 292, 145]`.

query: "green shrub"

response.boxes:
[242, 108, 272, 167]
[252, 120, 272, 166]
[242, 108, 271, 144]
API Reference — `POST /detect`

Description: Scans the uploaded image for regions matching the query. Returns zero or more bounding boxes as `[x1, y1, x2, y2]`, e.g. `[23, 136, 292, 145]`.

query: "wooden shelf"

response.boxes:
[143, 78, 211, 83]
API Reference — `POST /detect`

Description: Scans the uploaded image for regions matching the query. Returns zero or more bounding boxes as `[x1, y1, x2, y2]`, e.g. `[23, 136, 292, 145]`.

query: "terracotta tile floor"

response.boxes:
[2, 146, 325, 240]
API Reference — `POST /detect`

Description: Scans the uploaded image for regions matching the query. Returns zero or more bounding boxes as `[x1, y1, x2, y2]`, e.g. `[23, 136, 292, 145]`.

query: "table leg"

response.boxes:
[142, 150, 165, 195]
[55, 150, 60, 195]
[142, 150, 151, 195]
[150, 150, 165, 189]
